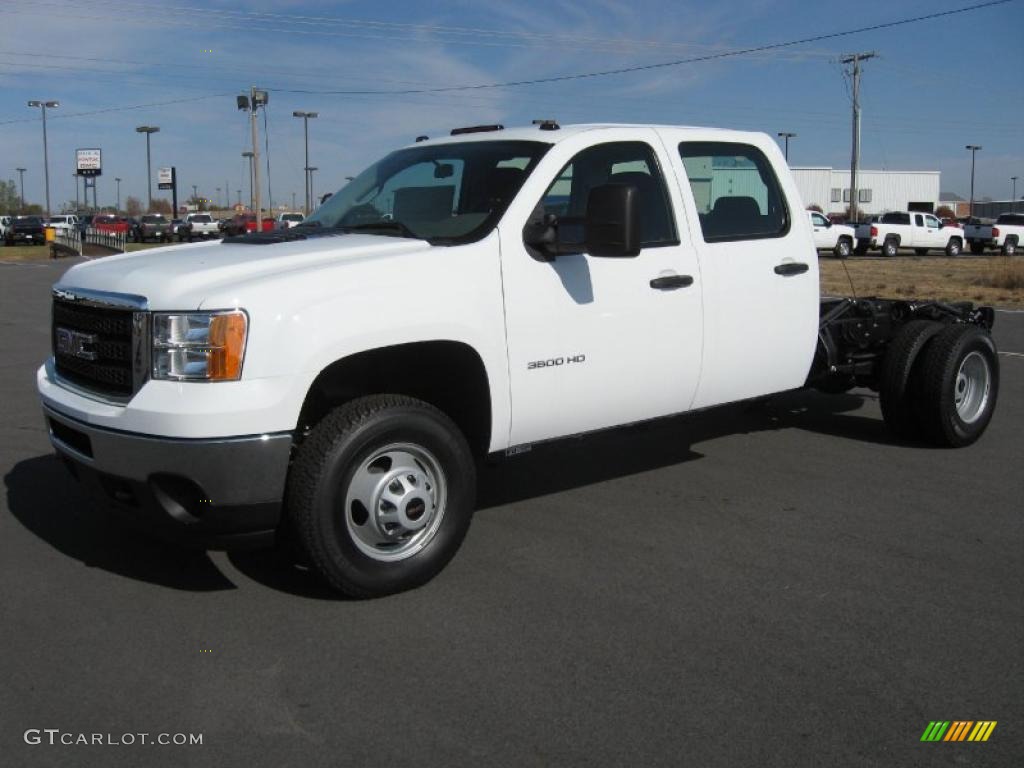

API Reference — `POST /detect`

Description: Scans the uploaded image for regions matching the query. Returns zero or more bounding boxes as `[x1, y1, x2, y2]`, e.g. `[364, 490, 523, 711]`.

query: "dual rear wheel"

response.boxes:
[879, 322, 998, 447]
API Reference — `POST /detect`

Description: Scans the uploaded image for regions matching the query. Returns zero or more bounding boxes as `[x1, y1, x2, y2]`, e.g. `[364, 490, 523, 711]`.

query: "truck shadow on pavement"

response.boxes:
[5, 455, 236, 592]
[7, 388, 896, 597]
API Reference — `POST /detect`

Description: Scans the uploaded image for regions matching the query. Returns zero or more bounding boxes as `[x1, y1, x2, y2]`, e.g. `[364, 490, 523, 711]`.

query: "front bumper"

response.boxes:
[44, 404, 292, 548]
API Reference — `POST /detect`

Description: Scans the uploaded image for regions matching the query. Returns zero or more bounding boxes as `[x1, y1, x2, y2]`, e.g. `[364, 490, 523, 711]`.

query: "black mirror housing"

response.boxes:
[585, 184, 640, 257]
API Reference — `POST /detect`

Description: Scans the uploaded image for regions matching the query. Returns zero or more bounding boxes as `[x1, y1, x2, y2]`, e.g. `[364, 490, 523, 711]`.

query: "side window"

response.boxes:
[678, 142, 790, 242]
[914, 214, 924, 227]
[812, 213, 828, 227]
[539, 141, 677, 247]
[925, 215, 940, 229]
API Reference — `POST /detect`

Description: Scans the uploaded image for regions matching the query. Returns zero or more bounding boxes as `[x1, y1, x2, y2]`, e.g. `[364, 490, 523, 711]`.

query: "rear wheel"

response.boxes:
[286, 395, 476, 597]
[969, 241, 986, 255]
[1003, 238, 1018, 256]
[879, 319, 944, 441]
[833, 237, 852, 259]
[882, 238, 899, 258]
[914, 325, 998, 447]
[945, 238, 962, 257]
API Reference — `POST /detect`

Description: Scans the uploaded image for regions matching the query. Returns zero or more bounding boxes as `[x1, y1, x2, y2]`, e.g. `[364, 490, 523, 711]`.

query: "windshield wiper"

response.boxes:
[339, 220, 420, 239]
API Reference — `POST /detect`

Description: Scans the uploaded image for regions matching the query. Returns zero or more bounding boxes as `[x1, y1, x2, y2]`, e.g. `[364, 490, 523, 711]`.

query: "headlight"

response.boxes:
[152, 310, 247, 381]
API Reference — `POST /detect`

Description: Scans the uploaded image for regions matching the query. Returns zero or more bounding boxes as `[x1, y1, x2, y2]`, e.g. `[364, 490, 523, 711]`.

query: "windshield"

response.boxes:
[304, 140, 550, 244]
[282, 213, 303, 222]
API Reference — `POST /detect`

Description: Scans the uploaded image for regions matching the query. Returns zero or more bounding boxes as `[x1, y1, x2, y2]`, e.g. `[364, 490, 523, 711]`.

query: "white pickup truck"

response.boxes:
[808, 210, 856, 258]
[855, 211, 965, 257]
[964, 212, 1023, 256]
[180, 213, 221, 241]
[37, 122, 1000, 597]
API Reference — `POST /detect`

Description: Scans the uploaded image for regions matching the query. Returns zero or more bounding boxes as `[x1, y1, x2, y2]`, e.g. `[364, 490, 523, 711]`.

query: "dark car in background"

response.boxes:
[132, 214, 171, 243]
[5, 215, 46, 245]
[76, 214, 95, 235]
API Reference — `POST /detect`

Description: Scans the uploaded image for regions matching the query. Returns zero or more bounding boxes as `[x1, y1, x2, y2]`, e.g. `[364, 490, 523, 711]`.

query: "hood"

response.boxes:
[55, 233, 429, 310]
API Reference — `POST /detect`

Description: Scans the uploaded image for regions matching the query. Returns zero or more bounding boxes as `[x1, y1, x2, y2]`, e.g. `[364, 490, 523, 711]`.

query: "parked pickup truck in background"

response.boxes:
[808, 210, 855, 258]
[181, 213, 221, 241]
[6, 215, 46, 245]
[964, 213, 1024, 256]
[48, 215, 79, 233]
[855, 211, 965, 257]
[38, 122, 1000, 598]
[132, 214, 171, 243]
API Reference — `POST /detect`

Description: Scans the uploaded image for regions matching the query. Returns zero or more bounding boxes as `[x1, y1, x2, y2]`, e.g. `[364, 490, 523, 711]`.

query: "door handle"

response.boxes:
[649, 274, 694, 290]
[774, 262, 809, 276]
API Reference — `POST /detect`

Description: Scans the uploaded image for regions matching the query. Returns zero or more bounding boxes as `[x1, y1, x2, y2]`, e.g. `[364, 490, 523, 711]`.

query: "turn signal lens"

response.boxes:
[207, 312, 247, 380]
[152, 310, 248, 381]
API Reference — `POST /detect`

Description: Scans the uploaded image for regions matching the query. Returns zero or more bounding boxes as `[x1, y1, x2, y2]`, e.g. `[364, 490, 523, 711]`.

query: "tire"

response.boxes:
[878, 319, 944, 441]
[854, 241, 869, 256]
[945, 238, 962, 258]
[969, 241, 986, 255]
[914, 248, 928, 256]
[833, 237, 852, 259]
[1003, 238, 1018, 257]
[287, 394, 476, 598]
[914, 325, 999, 447]
[882, 238, 899, 258]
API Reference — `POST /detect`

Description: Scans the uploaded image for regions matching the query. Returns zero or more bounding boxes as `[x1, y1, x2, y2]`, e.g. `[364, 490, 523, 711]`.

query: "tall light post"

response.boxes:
[27, 100, 59, 218]
[115, 177, 121, 213]
[966, 145, 981, 219]
[777, 132, 796, 162]
[15, 167, 26, 211]
[1012, 176, 1018, 213]
[216, 186, 222, 209]
[242, 151, 254, 210]
[136, 125, 160, 211]
[308, 167, 318, 209]
[293, 110, 318, 215]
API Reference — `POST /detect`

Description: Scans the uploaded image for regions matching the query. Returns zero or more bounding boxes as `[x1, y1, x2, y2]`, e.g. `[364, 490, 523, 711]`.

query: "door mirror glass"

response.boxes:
[585, 184, 640, 258]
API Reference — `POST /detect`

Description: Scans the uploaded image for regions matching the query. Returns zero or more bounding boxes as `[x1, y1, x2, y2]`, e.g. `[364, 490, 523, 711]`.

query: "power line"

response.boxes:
[267, 0, 1016, 95]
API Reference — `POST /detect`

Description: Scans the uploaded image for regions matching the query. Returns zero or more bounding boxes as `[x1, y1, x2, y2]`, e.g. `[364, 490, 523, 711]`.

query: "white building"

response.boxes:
[790, 167, 941, 216]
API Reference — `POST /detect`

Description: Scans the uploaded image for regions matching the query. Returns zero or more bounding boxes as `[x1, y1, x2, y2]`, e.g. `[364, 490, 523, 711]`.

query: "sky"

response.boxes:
[0, 0, 1022, 213]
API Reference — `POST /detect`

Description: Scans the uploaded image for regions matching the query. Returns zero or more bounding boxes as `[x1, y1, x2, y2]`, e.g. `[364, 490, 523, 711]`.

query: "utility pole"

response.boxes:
[777, 132, 796, 163]
[115, 177, 121, 213]
[1012, 176, 1019, 213]
[242, 151, 254, 210]
[237, 87, 268, 228]
[293, 111, 318, 215]
[216, 186, 221, 210]
[841, 52, 875, 222]
[15, 167, 26, 211]
[966, 145, 981, 219]
[73, 172, 79, 210]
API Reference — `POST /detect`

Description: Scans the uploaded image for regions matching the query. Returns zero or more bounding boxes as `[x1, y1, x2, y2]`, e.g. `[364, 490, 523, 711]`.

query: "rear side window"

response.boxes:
[678, 142, 789, 242]
[996, 213, 1024, 225]
[881, 212, 910, 225]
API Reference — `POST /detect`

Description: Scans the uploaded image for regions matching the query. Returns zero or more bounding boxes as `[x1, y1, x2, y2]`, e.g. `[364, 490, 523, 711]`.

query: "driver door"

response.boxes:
[498, 132, 703, 447]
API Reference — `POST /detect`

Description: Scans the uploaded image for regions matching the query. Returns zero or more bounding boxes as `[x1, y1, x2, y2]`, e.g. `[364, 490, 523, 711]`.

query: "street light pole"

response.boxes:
[777, 132, 796, 162]
[15, 167, 26, 211]
[308, 167, 318, 208]
[1012, 176, 1018, 213]
[966, 145, 982, 219]
[136, 126, 160, 211]
[27, 100, 59, 219]
[115, 177, 122, 212]
[293, 110, 318, 215]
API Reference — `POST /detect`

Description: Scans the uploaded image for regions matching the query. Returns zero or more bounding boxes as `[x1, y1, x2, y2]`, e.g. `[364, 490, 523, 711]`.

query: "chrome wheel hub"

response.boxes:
[344, 444, 446, 561]
[954, 351, 990, 424]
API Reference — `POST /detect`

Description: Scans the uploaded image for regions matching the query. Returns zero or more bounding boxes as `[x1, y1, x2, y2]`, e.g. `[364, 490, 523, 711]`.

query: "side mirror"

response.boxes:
[585, 184, 640, 257]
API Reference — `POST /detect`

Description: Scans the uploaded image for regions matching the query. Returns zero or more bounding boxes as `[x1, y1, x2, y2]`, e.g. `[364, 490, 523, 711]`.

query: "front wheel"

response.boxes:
[945, 238, 962, 257]
[882, 238, 899, 258]
[833, 237, 852, 259]
[286, 395, 476, 598]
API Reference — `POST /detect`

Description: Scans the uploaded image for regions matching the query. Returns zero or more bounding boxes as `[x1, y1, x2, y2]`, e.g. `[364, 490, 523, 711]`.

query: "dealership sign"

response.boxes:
[157, 166, 175, 190]
[76, 148, 102, 176]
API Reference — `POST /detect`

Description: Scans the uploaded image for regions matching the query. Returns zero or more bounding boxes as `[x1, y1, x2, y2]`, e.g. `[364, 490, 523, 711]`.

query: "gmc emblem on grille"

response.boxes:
[56, 327, 98, 360]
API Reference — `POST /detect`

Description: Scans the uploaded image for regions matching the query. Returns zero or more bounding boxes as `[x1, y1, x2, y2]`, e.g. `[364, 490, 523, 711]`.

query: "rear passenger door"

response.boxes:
[665, 137, 819, 408]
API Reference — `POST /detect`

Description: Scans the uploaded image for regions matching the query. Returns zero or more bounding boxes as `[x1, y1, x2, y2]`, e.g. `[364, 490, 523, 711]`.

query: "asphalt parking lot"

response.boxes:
[1, 257, 1021, 767]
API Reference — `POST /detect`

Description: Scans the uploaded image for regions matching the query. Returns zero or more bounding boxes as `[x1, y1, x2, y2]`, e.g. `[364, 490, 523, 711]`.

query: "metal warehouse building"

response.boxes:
[790, 167, 940, 216]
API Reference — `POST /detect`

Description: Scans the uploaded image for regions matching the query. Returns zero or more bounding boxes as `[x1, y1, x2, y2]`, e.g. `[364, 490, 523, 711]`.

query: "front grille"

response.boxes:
[53, 297, 140, 397]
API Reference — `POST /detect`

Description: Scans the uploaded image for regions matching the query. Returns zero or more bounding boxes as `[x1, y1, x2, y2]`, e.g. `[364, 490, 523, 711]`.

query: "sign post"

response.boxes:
[158, 166, 177, 218]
